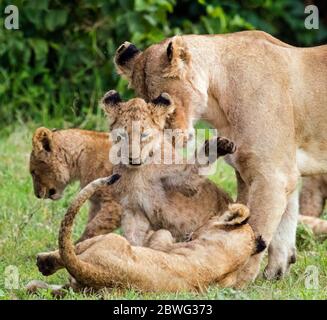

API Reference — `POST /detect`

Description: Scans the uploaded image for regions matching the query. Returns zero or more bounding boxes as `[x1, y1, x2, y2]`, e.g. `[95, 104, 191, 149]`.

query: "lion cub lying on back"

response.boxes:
[55, 177, 265, 293]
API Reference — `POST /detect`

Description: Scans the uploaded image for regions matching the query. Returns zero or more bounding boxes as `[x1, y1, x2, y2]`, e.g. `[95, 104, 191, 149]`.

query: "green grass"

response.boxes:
[0, 124, 327, 300]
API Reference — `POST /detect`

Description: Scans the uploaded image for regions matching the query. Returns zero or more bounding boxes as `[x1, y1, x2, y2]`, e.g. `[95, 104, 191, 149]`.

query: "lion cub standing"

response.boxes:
[30, 128, 121, 243]
[102, 90, 238, 247]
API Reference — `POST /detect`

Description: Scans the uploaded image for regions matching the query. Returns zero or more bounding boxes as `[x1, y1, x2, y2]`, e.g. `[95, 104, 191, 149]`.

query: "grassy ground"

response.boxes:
[0, 123, 327, 300]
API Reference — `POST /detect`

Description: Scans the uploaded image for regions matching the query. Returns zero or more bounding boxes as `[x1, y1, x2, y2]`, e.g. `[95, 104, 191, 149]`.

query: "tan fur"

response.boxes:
[114, 31, 327, 284]
[300, 175, 327, 217]
[298, 215, 327, 236]
[30, 128, 121, 242]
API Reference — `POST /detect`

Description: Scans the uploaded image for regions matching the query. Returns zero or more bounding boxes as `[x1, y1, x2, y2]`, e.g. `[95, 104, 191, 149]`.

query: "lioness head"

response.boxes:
[101, 90, 174, 168]
[30, 127, 70, 200]
[114, 36, 205, 135]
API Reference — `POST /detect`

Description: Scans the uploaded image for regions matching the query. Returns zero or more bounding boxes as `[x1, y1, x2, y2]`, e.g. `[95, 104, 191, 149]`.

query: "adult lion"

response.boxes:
[114, 31, 327, 286]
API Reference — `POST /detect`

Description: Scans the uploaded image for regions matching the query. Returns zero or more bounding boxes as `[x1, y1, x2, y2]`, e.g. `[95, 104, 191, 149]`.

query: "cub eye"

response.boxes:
[31, 170, 36, 175]
[114, 131, 127, 142]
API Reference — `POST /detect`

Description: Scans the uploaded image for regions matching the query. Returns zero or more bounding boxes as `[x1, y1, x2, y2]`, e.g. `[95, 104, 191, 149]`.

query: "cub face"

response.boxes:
[30, 127, 70, 200]
[101, 91, 175, 168]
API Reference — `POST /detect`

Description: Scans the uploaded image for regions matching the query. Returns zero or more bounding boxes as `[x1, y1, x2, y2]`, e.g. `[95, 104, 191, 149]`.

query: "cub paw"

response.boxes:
[216, 137, 236, 155]
[204, 137, 236, 161]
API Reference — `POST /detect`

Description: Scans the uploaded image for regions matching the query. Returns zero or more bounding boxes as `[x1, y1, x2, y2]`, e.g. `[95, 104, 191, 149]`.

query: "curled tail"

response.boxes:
[298, 215, 327, 236]
[58, 174, 121, 289]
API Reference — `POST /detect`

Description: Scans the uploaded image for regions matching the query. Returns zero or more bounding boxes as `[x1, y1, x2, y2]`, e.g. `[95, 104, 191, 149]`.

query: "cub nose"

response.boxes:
[129, 157, 140, 165]
[49, 188, 56, 197]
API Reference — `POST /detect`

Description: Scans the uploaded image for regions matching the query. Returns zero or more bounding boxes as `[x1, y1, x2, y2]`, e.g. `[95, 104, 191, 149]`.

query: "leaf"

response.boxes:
[28, 39, 48, 65]
[45, 10, 68, 31]
[26, 0, 49, 10]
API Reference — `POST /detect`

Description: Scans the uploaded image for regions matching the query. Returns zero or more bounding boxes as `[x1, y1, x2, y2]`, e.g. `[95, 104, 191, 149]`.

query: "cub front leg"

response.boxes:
[78, 199, 122, 242]
[121, 209, 152, 246]
[162, 136, 236, 197]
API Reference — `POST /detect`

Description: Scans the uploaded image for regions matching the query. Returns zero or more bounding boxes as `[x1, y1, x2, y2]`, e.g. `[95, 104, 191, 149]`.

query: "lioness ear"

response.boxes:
[217, 204, 250, 226]
[114, 42, 142, 79]
[32, 127, 53, 153]
[164, 36, 190, 79]
[151, 93, 175, 116]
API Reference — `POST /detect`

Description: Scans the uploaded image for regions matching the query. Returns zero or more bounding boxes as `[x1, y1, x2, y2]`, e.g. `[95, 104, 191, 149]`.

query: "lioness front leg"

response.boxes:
[264, 188, 299, 280]
[78, 200, 121, 242]
[234, 167, 297, 287]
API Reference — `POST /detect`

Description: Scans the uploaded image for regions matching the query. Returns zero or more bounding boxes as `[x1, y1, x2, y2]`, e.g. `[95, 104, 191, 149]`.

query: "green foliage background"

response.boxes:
[0, 0, 326, 128]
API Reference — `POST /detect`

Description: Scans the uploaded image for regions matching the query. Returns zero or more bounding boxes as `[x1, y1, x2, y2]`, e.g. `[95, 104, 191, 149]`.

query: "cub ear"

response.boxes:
[114, 42, 142, 79]
[101, 90, 122, 112]
[151, 93, 175, 115]
[164, 36, 190, 79]
[32, 127, 53, 153]
[218, 204, 250, 226]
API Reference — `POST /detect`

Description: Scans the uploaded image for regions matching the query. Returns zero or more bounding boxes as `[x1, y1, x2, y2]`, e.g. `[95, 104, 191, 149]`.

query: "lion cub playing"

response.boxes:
[53, 176, 265, 293]
[102, 90, 239, 247]
[30, 128, 121, 243]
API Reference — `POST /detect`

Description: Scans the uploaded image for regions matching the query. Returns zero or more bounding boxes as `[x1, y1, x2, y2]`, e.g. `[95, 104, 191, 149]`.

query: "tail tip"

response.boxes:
[254, 235, 267, 254]
[107, 174, 121, 185]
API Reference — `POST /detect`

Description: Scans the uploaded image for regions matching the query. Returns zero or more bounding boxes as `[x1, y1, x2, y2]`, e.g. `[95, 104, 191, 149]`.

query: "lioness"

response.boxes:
[30, 128, 121, 243]
[114, 31, 327, 284]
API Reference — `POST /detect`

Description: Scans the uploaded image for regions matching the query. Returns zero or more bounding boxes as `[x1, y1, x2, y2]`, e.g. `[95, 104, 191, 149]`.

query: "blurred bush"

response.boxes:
[0, 0, 326, 127]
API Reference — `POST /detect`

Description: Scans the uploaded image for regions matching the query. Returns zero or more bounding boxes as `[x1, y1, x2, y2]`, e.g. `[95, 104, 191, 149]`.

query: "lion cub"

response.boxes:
[30, 128, 121, 243]
[102, 90, 238, 247]
[55, 178, 264, 293]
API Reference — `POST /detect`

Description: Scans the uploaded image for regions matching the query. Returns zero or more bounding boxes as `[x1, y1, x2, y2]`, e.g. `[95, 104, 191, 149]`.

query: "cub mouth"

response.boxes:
[48, 188, 62, 200]
[127, 163, 143, 168]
